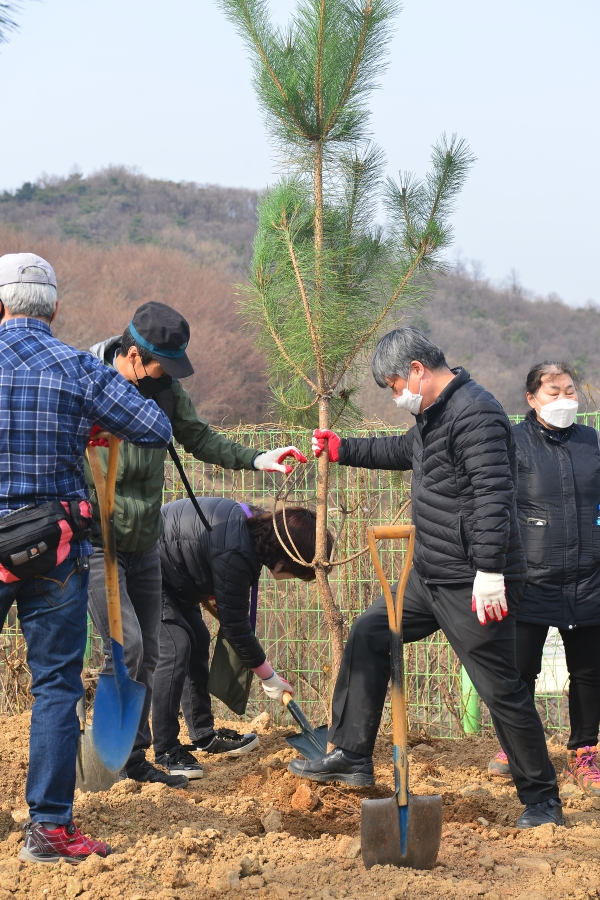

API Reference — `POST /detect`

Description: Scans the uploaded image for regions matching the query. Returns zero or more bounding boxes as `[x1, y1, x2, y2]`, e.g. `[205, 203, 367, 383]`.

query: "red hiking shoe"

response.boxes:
[19, 822, 111, 864]
[488, 749, 511, 777]
[564, 745, 600, 797]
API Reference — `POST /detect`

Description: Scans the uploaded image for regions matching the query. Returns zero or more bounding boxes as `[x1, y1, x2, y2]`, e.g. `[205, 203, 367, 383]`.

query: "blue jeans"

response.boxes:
[0, 558, 89, 825]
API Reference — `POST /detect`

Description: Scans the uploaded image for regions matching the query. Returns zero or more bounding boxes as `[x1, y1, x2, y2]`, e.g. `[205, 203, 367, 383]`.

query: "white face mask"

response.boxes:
[393, 369, 423, 415]
[535, 396, 579, 429]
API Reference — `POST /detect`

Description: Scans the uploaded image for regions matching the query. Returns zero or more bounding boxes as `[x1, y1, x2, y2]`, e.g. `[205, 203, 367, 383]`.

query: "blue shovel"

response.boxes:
[87, 436, 146, 772]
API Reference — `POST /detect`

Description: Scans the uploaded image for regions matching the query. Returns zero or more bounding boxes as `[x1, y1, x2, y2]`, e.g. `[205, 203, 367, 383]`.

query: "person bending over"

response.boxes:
[488, 361, 600, 796]
[290, 325, 563, 830]
[152, 499, 331, 778]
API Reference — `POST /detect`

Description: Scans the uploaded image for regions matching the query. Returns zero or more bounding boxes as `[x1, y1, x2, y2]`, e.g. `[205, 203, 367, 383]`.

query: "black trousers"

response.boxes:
[152, 593, 215, 757]
[329, 569, 558, 805]
[516, 621, 600, 750]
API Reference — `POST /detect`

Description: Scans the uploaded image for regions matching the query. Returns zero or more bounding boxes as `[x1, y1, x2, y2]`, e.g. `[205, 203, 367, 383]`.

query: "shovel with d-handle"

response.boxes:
[87, 436, 146, 772]
[361, 525, 443, 871]
[283, 691, 328, 760]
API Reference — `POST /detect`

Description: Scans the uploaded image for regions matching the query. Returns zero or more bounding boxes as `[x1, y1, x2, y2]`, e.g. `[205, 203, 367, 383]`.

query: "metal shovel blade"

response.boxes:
[92, 638, 146, 772]
[76, 723, 119, 793]
[285, 724, 329, 761]
[361, 792, 443, 870]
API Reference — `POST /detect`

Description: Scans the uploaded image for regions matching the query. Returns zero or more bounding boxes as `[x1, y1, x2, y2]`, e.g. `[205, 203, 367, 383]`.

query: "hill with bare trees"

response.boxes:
[1, 169, 597, 424]
[0, 167, 259, 271]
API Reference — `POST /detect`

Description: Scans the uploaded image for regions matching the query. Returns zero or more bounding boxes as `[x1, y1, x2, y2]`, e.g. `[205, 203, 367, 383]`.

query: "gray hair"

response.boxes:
[0, 267, 57, 320]
[371, 326, 448, 388]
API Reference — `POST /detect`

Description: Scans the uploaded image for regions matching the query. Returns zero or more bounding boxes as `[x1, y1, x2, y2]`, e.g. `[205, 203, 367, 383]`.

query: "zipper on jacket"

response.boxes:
[458, 513, 473, 567]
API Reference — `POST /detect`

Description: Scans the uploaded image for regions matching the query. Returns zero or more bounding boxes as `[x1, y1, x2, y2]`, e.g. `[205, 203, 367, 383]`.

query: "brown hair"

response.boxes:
[525, 361, 581, 396]
[246, 507, 333, 582]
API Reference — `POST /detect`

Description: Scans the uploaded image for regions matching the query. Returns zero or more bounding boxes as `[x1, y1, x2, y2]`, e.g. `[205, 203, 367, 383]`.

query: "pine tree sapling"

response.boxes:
[218, 0, 474, 680]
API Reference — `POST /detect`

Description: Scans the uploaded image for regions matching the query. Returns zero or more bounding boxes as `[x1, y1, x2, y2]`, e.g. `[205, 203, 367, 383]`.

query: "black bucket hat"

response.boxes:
[129, 301, 194, 378]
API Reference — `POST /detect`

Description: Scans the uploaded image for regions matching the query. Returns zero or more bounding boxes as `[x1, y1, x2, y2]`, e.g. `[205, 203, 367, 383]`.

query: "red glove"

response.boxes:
[312, 429, 341, 463]
[88, 425, 122, 448]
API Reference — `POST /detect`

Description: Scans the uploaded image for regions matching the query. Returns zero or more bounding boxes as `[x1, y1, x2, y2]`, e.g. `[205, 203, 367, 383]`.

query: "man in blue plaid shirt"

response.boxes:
[0, 252, 172, 864]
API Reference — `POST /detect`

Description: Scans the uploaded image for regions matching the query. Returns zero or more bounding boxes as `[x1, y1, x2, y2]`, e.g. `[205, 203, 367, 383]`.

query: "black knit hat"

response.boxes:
[129, 302, 194, 378]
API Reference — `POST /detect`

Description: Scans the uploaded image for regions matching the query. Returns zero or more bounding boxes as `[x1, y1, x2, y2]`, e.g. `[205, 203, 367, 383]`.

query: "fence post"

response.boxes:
[460, 666, 481, 734]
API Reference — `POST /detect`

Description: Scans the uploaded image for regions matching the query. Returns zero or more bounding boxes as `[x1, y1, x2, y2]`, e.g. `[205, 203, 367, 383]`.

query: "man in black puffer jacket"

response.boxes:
[289, 327, 561, 830]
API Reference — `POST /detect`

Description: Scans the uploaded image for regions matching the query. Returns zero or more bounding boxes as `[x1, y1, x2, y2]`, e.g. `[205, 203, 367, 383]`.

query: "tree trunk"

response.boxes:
[312, 137, 346, 687]
[314, 394, 345, 684]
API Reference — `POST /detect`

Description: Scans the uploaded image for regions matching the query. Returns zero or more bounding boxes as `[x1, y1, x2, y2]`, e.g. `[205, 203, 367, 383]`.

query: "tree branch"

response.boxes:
[236, 0, 308, 136]
[330, 247, 426, 391]
[261, 292, 320, 393]
[323, 1, 371, 137]
[284, 226, 327, 390]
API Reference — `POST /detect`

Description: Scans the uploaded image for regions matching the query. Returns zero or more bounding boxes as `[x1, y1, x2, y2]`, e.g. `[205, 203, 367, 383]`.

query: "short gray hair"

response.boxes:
[0, 267, 57, 319]
[371, 326, 448, 388]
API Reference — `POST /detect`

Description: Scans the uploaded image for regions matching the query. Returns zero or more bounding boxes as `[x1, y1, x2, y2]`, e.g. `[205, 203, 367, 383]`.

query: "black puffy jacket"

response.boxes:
[339, 368, 527, 584]
[514, 411, 600, 628]
[158, 497, 266, 668]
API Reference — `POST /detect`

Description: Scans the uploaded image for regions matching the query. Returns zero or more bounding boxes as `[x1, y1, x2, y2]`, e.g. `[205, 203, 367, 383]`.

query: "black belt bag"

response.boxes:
[0, 500, 93, 583]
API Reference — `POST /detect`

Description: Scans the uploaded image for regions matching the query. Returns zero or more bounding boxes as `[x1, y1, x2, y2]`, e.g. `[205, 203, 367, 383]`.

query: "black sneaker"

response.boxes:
[193, 728, 259, 757]
[155, 745, 203, 780]
[288, 747, 375, 787]
[516, 797, 564, 829]
[122, 758, 189, 788]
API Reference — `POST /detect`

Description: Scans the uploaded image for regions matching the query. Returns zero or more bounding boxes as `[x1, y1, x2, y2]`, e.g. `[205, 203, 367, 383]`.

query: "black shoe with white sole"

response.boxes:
[193, 728, 259, 757]
[120, 758, 189, 788]
[288, 747, 375, 786]
[155, 746, 204, 780]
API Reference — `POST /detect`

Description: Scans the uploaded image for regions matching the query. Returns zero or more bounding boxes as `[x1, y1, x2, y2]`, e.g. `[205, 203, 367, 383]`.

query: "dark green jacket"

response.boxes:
[85, 336, 258, 552]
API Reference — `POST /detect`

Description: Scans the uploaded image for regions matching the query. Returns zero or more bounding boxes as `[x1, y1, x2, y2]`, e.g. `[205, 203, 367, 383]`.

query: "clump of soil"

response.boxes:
[0, 713, 599, 900]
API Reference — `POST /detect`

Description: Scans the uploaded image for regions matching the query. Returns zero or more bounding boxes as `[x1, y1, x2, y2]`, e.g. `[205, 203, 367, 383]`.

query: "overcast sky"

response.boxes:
[0, 0, 598, 306]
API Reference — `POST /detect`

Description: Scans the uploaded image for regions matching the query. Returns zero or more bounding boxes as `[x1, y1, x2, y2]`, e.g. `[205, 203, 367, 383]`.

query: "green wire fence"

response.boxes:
[3, 414, 599, 735]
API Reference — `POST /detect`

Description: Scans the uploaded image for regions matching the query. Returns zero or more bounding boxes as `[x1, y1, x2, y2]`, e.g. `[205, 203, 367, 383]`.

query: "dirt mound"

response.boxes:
[0, 714, 599, 900]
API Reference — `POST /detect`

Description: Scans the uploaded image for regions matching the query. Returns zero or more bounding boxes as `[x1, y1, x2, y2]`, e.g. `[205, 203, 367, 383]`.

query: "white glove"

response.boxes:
[259, 670, 294, 703]
[253, 446, 307, 474]
[471, 571, 507, 625]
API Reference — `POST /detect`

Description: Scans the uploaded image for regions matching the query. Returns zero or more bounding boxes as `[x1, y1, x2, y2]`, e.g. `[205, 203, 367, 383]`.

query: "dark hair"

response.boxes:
[246, 507, 333, 582]
[371, 326, 448, 388]
[525, 361, 581, 396]
[120, 324, 155, 366]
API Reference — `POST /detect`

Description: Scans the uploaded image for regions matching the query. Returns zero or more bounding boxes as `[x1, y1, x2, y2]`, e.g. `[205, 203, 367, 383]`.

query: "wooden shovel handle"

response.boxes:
[367, 524, 415, 807]
[87, 437, 123, 646]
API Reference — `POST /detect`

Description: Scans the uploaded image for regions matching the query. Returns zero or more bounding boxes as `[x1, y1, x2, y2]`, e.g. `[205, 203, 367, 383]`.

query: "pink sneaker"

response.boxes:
[564, 745, 600, 797]
[488, 749, 511, 777]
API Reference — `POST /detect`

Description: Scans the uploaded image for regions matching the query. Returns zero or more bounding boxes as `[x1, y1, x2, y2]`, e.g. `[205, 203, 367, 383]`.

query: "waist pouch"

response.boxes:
[0, 500, 93, 583]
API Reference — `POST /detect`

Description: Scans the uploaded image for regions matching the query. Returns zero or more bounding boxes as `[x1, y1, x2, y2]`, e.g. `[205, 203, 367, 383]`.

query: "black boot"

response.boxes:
[516, 797, 564, 829]
[288, 748, 374, 786]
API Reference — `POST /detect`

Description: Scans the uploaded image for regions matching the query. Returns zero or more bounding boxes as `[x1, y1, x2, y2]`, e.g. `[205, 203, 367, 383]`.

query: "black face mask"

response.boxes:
[133, 360, 173, 396]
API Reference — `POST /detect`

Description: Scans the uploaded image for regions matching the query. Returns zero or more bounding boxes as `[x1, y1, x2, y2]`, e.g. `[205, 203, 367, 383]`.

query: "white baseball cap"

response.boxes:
[0, 253, 57, 289]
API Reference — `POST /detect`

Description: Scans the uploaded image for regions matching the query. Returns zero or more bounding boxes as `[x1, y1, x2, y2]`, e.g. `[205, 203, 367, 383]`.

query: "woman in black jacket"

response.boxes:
[489, 361, 600, 796]
[152, 497, 330, 779]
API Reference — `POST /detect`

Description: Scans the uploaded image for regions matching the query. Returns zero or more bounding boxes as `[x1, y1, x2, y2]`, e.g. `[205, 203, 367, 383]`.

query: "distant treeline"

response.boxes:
[2, 169, 598, 424]
[0, 167, 260, 271]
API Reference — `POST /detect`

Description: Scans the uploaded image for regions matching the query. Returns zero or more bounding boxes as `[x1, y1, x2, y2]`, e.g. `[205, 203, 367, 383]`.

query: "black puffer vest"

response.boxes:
[514, 411, 600, 628]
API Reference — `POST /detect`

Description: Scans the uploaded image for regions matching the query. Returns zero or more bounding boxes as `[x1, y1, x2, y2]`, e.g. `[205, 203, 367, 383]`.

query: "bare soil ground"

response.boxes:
[0, 712, 598, 900]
